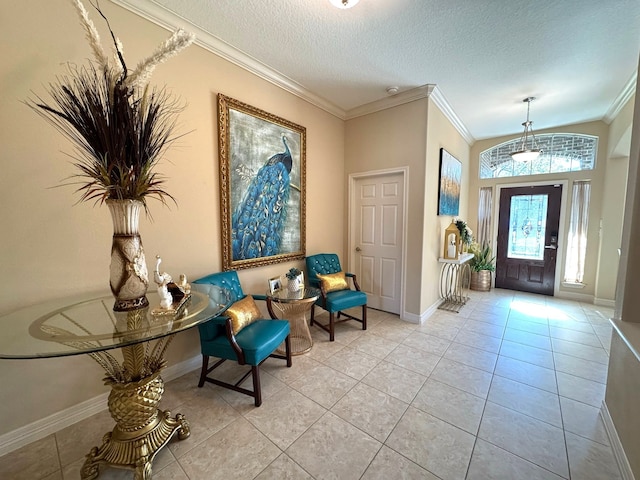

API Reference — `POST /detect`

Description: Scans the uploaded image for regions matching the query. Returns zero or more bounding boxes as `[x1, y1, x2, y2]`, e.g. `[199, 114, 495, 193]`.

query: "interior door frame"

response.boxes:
[492, 179, 569, 296]
[348, 167, 408, 317]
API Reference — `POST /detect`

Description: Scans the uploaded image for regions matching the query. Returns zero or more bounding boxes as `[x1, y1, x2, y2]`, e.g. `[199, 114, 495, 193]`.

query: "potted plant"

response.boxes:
[469, 242, 495, 291]
[286, 267, 303, 293]
[28, 0, 195, 310]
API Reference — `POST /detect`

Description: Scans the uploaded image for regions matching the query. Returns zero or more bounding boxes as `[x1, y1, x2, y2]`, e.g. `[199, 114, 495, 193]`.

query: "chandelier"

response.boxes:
[510, 97, 542, 162]
[329, 0, 360, 8]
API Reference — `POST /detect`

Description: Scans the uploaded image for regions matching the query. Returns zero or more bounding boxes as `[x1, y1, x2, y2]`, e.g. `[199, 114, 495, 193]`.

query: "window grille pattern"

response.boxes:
[480, 134, 597, 179]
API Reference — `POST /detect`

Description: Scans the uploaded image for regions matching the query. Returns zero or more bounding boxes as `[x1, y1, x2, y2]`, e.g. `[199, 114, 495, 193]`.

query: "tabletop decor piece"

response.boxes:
[443, 221, 461, 260]
[151, 255, 191, 316]
[455, 218, 473, 253]
[268, 276, 283, 294]
[217, 94, 306, 270]
[28, 0, 195, 311]
[286, 267, 304, 293]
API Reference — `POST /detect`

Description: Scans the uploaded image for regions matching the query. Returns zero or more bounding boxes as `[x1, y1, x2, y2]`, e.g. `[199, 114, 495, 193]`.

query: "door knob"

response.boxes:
[355, 247, 361, 252]
[544, 245, 557, 250]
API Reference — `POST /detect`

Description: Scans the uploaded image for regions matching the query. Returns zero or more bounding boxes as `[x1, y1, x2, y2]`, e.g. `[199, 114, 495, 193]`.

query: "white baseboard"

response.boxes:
[601, 401, 636, 480]
[0, 355, 201, 458]
[594, 297, 616, 308]
[555, 290, 595, 303]
[406, 300, 440, 325]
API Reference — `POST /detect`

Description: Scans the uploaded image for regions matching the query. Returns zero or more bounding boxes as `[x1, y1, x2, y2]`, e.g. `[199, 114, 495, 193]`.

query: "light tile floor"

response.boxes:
[0, 289, 622, 479]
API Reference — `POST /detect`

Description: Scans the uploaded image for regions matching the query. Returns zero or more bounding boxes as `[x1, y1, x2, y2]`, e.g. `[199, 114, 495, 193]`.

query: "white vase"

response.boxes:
[287, 275, 302, 293]
[107, 199, 149, 311]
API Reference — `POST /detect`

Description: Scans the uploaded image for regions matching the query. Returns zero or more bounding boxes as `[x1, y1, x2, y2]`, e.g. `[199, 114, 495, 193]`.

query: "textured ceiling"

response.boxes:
[117, 0, 640, 142]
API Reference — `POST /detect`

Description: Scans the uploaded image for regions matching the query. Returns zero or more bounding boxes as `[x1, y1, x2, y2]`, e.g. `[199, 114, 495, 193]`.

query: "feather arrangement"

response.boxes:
[28, 0, 195, 209]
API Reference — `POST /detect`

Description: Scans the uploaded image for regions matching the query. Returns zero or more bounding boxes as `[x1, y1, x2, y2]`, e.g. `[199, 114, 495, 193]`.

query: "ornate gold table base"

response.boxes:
[77, 309, 191, 480]
[81, 373, 190, 480]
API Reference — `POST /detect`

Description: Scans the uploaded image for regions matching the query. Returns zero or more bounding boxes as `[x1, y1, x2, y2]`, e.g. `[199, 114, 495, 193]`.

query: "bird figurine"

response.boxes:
[154, 255, 173, 309]
[231, 135, 293, 260]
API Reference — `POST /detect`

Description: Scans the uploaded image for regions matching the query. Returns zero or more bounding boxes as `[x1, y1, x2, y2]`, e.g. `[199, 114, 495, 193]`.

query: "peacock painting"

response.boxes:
[231, 135, 296, 260]
[220, 95, 306, 269]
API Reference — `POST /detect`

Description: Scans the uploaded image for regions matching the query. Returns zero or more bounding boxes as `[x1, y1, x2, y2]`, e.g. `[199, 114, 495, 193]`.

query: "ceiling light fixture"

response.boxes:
[510, 97, 542, 162]
[329, 0, 360, 9]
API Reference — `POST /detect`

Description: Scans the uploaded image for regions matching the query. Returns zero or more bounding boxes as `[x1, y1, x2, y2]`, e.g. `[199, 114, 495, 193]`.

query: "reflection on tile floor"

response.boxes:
[0, 289, 623, 479]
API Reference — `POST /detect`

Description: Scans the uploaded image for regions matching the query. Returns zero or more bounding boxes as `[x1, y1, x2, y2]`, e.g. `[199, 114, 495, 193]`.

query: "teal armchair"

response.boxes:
[193, 271, 291, 407]
[306, 253, 367, 341]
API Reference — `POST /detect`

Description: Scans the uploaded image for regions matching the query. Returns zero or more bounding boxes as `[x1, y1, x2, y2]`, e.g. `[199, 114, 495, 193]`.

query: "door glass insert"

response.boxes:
[507, 194, 548, 260]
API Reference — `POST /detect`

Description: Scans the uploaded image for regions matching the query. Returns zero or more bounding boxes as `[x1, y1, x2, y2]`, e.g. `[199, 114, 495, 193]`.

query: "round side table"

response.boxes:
[266, 287, 320, 355]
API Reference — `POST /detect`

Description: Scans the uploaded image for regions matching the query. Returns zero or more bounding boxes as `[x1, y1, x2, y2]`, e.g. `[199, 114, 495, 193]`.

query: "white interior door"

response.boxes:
[352, 172, 404, 314]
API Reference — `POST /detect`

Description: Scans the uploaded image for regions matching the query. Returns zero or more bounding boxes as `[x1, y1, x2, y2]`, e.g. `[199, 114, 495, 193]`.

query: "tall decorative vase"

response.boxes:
[107, 199, 149, 311]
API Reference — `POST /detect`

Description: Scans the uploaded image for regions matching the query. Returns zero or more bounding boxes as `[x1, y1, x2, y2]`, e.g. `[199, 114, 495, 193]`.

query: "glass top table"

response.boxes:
[0, 288, 230, 359]
[0, 286, 230, 479]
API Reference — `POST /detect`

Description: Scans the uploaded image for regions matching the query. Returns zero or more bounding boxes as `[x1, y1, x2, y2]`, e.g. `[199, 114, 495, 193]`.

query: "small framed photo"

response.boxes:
[268, 276, 282, 294]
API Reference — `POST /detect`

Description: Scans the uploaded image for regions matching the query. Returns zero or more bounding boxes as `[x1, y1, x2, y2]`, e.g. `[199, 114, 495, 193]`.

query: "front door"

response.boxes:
[352, 172, 404, 314]
[495, 184, 562, 295]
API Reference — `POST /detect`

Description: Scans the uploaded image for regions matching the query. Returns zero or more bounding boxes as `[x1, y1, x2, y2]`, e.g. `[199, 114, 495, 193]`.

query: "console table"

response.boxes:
[438, 253, 473, 313]
[265, 287, 320, 355]
[0, 288, 230, 480]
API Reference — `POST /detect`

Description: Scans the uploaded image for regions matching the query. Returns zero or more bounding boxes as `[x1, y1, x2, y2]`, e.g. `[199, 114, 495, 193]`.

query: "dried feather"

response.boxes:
[125, 29, 195, 90]
[71, 0, 108, 68]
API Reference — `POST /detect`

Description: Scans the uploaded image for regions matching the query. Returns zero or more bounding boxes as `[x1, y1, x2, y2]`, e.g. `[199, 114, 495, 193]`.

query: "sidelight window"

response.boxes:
[564, 180, 591, 284]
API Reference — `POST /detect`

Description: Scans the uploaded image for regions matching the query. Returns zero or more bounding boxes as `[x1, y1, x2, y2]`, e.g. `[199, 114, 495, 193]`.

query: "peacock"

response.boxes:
[231, 136, 293, 260]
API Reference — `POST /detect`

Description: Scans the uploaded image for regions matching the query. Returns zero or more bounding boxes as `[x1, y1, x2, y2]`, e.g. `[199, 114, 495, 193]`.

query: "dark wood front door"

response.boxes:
[495, 185, 562, 295]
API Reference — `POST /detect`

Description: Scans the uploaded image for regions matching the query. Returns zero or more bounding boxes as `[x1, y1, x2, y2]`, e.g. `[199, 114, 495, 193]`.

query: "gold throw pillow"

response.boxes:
[225, 295, 261, 334]
[317, 271, 349, 293]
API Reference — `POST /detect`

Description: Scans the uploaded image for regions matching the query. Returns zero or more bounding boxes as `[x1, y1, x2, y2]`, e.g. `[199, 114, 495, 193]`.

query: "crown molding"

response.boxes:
[110, 0, 346, 119]
[345, 85, 435, 119]
[345, 85, 474, 145]
[429, 86, 475, 145]
[604, 72, 637, 124]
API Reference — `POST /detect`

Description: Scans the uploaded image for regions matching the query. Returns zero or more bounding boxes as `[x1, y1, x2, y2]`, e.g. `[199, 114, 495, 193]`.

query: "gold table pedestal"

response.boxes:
[266, 289, 320, 356]
[269, 297, 316, 355]
[81, 371, 190, 480]
[77, 307, 194, 480]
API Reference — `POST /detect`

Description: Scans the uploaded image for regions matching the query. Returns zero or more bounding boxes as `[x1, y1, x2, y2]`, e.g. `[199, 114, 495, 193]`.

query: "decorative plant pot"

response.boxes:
[107, 199, 149, 311]
[470, 270, 492, 292]
[288, 275, 303, 293]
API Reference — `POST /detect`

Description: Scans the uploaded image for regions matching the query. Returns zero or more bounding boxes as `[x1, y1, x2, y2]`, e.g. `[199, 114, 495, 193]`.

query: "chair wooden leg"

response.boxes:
[329, 312, 335, 342]
[310, 304, 315, 326]
[285, 335, 292, 367]
[362, 304, 367, 331]
[198, 355, 209, 387]
[252, 365, 262, 407]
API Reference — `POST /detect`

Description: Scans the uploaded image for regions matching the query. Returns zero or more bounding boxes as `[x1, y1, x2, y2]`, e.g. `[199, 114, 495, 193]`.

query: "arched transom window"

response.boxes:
[479, 133, 598, 179]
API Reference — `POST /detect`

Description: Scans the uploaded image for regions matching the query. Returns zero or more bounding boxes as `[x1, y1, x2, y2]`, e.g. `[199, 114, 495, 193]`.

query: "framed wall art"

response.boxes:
[217, 94, 306, 270]
[437, 148, 461, 216]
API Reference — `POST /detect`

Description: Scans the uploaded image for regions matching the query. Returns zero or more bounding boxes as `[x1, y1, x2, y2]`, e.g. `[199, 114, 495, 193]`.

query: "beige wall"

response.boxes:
[345, 99, 429, 316]
[0, 2, 344, 435]
[344, 96, 470, 318]
[469, 121, 610, 302]
[605, 56, 640, 479]
[423, 99, 471, 312]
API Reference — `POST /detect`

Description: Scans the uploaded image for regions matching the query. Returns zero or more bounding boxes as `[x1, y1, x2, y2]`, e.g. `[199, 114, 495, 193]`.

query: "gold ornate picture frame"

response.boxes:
[217, 94, 306, 270]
